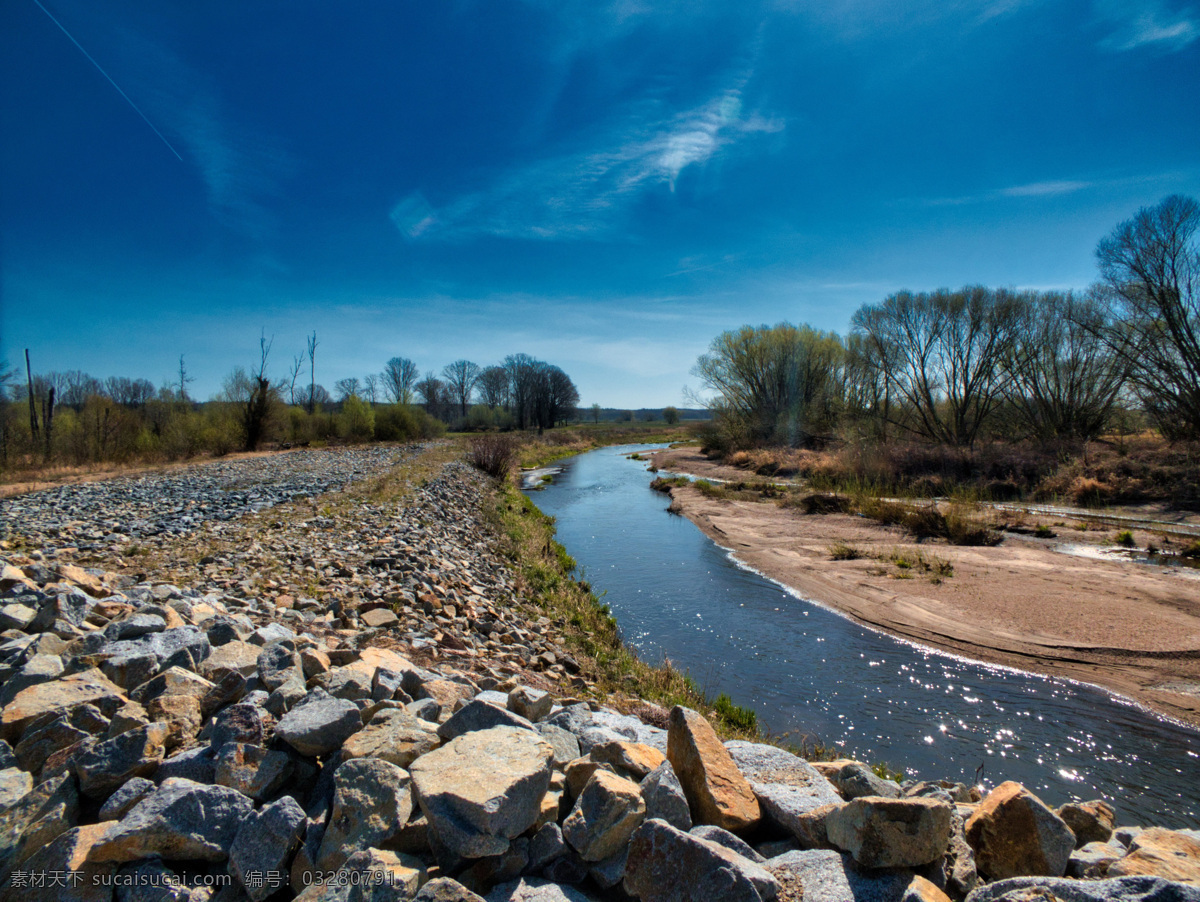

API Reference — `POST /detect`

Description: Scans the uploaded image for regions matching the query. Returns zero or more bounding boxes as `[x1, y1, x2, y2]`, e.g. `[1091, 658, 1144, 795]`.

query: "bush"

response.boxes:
[797, 492, 852, 515]
[337, 395, 375, 443]
[470, 433, 520, 478]
[375, 404, 445, 442]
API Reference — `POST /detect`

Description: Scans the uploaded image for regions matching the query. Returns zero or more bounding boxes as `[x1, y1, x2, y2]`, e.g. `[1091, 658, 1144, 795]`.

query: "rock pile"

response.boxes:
[1, 448, 1197, 902]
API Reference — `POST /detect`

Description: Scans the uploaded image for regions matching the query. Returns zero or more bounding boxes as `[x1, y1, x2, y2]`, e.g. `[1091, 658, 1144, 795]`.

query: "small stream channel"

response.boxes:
[526, 444, 1200, 828]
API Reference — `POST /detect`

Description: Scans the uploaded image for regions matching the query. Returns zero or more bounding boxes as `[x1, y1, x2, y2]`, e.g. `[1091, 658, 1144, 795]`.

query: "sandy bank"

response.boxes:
[648, 448, 1200, 729]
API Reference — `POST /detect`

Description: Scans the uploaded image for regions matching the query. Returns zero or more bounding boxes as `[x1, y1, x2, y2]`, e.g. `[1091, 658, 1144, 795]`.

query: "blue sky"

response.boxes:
[2, 0, 1198, 408]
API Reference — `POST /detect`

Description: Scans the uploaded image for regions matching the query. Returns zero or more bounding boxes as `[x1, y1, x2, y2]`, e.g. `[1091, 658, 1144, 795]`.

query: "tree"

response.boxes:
[306, 332, 319, 415]
[415, 373, 446, 418]
[478, 366, 509, 409]
[663, 406, 680, 425]
[851, 287, 1022, 447]
[334, 377, 361, 401]
[505, 354, 540, 429]
[227, 333, 281, 452]
[534, 366, 579, 428]
[1094, 194, 1200, 439]
[590, 402, 602, 424]
[178, 355, 195, 403]
[287, 354, 304, 406]
[363, 373, 380, 405]
[381, 357, 419, 404]
[442, 360, 481, 419]
[692, 323, 845, 449]
[1006, 291, 1127, 441]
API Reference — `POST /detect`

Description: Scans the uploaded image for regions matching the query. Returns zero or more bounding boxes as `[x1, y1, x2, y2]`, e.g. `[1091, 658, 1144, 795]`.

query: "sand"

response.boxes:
[648, 447, 1200, 729]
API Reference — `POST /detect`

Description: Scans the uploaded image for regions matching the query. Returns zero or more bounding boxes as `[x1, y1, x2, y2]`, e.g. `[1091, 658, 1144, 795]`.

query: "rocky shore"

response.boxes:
[1, 444, 1197, 902]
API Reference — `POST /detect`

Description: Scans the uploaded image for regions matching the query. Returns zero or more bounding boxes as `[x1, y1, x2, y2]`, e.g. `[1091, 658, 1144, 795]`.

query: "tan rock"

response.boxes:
[589, 740, 666, 779]
[965, 781, 1075, 880]
[666, 705, 761, 831]
[0, 563, 37, 593]
[105, 701, 151, 738]
[419, 679, 476, 711]
[201, 640, 262, 681]
[565, 757, 613, 799]
[145, 694, 202, 750]
[903, 874, 953, 902]
[346, 646, 416, 681]
[128, 666, 214, 704]
[301, 648, 332, 679]
[1108, 827, 1200, 882]
[826, 795, 952, 868]
[562, 769, 646, 861]
[1057, 799, 1116, 847]
[341, 708, 441, 768]
[57, 564, 109, 597]
[0, 823, 114, 902]
[2, 670, 128, 742]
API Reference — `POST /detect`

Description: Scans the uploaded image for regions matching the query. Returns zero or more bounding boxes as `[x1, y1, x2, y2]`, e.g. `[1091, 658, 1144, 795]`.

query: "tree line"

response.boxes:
[695, 194, 1200, 451]
[0, 341, 580, 469]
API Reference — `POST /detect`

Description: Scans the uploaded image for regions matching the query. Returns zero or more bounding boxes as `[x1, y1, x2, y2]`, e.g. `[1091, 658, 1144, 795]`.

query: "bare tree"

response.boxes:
[1094, 194, 1200, 439]
[25, 350, 39, 441]
[287, 354, 304, 406]
[58, 371, 102, 408]
[441, 359, 481, 419]
[504, 354, 540, 430]
[178, 355, 195, 403]
[242, 332, 279, 451]
[415, 372, 446, 418]
[334, 377, 361, 401]
[851, 287, 1022, 448]
[363, 373, 380, 405]
[306, 332, 319, 415]
[1006, 291, 1127, 441]
[381, 356, 419, 404]
[478, 365, 509, 409]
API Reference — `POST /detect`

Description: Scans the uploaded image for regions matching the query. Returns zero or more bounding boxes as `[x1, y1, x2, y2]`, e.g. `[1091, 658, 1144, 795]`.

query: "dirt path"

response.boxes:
[648, 448, 1200, 729]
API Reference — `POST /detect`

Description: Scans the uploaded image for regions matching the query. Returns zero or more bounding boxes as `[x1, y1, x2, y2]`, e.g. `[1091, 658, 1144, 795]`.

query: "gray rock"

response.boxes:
[250, 623, 295, 646]
[964, 875, 1200, 902]
[0, 766, 33, 812]
[105, 613, 166, 641]
[640, 760, 692, 831]
[414, 877, 487, 902]
[0, 653, 64, 707]
[342, 848, 427, 902]
[210, 703, 264, 748]
[276, 689, 362, 757]
[534, 724, 580, 767]
[0, 739, 16, 769]
[113, 860, 189, 902]
[588, 845, 629, 889]
[341, 708, 441, 768]
[256, 641, 303, 690]
[229, 795, 307, 902]
[826, 761, 903, 800]
[266, 674, 309, 716]
[690, 824, 766, 862]
[484, 879, 598, 902]
[528, 823, 567, 872]
[72, 722, 169, 798]
[156, 745, 216, 783]
[1069, 841, 1127, 879]
[411, 725, 553, 859]
[623, 818, 779, 902]
[0, 771, 79, 873]
[96, 627, 210, 688]
[371, 668, 412, 703]
[312, 667, 374, 702]
[725, 740, 842, 838]
[437, 699, 536, 742]
[562, 769, 645, 862]
[316, 757, 414, 872]
[767, 849, 912, 902]
[89, 777, 254, 862]
[408, 697, 441, 723]
[98, 776, 156, 820]
[215, 742, 294, 800]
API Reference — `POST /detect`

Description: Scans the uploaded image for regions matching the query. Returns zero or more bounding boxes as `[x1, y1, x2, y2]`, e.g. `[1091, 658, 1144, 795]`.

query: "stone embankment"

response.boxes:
[0, 445, 1197, 902]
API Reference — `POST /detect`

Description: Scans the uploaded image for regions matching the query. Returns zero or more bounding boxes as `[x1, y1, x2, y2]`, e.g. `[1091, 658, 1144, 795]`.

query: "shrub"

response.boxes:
[1034, 524, 1055, 538]
[375, 404, 445, 442]
[1114, 530, 1135, 547]
[712, 693, 758, 733]
[797, 493, 852, 515]
[829, 543, 862, 560]
[470, 433, 520, 478]
[337, 395, 375, 442]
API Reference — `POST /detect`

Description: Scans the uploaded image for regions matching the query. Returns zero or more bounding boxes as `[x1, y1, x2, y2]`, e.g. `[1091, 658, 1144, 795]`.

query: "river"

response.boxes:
[526, 444, 1200, 828]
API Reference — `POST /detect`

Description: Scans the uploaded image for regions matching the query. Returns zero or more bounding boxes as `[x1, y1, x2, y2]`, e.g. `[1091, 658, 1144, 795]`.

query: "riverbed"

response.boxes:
[526, 444, 1200, 828]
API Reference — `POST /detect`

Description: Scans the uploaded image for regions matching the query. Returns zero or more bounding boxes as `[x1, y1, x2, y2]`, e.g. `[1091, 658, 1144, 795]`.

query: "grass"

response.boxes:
[828, 542, 863, 561]
[1114, 529, 1136, 547]
[488, 476, 762, 740]
[885, 548, 954, 582]
[1034, 524, 1056, 538]
[1182, 540, 1200, 559]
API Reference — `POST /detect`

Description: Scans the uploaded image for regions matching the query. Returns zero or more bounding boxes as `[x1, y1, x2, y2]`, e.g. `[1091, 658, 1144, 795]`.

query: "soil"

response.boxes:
[648, 447, 1200, 729]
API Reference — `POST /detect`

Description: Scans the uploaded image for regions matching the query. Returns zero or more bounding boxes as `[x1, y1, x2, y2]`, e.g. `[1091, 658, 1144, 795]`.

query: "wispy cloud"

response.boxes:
[922, 178, 1095, 206]
[1093, 0, 1199, 51]
[392, 78, 783, 242]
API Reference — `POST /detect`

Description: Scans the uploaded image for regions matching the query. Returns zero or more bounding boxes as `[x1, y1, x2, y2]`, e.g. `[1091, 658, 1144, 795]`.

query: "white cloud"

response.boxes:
[1094, 0, 1199, 51]
[395, 80, 783, 242]
[999, 180, 1093, 198]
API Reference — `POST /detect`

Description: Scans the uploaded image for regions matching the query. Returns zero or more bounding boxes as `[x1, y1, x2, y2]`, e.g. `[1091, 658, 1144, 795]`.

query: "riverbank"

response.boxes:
[647, 447, 1200, 730]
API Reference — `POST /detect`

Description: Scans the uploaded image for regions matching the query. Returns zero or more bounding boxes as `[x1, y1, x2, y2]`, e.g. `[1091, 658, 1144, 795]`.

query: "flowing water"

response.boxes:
[526, 445, 1200, 828]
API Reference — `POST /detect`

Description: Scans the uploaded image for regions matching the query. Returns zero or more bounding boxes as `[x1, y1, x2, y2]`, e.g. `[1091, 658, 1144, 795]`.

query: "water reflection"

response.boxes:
[527, 445, 1200, 828]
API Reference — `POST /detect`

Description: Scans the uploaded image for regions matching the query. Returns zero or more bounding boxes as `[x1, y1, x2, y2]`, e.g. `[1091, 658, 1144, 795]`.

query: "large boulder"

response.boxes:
[640, 760, 692, 832]
[88, 777, 253, 862]
[72, 722, 169, 798]
[1107, 828, 1200, 883]
[666, 707, 760, 831]
[562, 769, 646, 862]
[963, 875, 1200, 901]
[341, 708, 441, 768]
[275, 689, 363, 757]
[229, 795, 308, 902]
[0, 772, 80, 873]
[965, 782, 1075, 880]
[1058, 800, 1117, 848]
[411, 726, 553, 859]
[725, 740, 842, 838]
[317, 758, 415, 872]
[825, 796, 953, 868]
[1, 670, 127, 741]
[623, 817, 779, 902]
[0, 823, 114, 902]
[768, 849, 913, 902]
